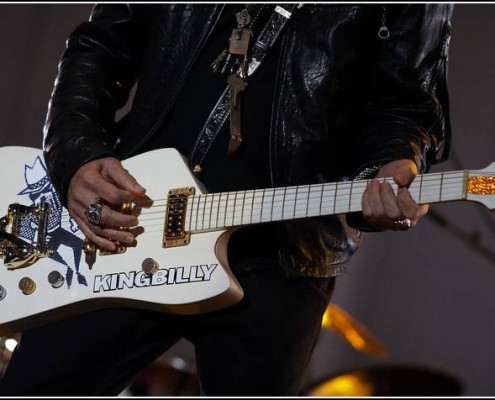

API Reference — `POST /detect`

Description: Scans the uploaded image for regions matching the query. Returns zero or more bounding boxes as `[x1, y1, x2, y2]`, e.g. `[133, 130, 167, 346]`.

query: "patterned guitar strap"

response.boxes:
[189, 4, 302, 175]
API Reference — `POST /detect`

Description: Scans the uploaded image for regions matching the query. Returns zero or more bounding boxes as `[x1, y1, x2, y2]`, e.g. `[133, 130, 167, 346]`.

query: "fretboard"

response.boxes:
[184, 171, 467, 232]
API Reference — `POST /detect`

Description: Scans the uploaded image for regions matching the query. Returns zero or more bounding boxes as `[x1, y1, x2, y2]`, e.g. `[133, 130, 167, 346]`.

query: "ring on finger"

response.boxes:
[84, 201, 103, 226]
[393, 218, 412, 231]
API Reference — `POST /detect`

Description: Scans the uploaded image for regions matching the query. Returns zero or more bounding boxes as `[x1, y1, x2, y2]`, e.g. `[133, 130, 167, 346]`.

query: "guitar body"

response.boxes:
[0, 147, 243, 335]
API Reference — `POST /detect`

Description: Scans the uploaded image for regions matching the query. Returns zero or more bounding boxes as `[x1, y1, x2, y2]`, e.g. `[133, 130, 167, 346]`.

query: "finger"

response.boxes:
[73, 214, 120, 251]
[101, 161, 146, 197]
[93, 225, 136, 245]
[362, 179, 384, 218]
[394, 164, 417, 188]
[378, 181, 404, 220]
[71, 158, 145, 206]
[376, 159, 418, 187]
[362, 179, 392, 230]
[77, 203, 139, 249]
[363, 180, 403, 219]
[67, 198, 131, 249]
[397, 187, 429, 226]
[98, 205, 139, 229]
[86, 177, 138, 207]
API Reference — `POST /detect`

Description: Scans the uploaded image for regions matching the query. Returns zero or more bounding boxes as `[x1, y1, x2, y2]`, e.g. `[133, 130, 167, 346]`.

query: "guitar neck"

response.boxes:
[185, 170, 468, 232]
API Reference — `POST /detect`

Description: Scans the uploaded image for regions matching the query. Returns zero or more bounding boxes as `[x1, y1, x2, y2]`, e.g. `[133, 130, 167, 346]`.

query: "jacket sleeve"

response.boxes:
[346, 4, 454, 232]
[352, 4, 454, 178]
[42, 4, 148, 207]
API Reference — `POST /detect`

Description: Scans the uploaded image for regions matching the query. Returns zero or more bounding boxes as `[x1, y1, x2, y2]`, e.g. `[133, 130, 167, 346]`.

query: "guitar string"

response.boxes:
[57, 169, 473, 223]
[55, 171, 482, 233]
[57, 172, 462, 216]
[57, 172, 471, 228]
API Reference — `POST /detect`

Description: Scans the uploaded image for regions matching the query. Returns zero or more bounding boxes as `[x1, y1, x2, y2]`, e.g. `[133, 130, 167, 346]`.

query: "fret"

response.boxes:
[215, 192, 223, 229]
[306, 183, 324, 218]
[186, 195, 195, 231]
[246, 190, 255, 225]
[250, 189, 263, 224]
[271, 187, 285, 221]
[334, 181, 352, 214]
[213, 192, 221, 229]
[260, 188, 275, 223]
[349, 180, 367, 213]
[232, 190, 239, 226]
[269, 188, 276, 222]
[208, 193, 215, 230]
[439, 172, 444, 202]
[233, 190, 245, 226]
[201, 194, 208, 230]
[418, 174, 424, 203]
[257, 189, 265, 223]
[318, 182, 325, 217]
[292, 185, 299, 219]
[194, 194, 201, 231]
[416, 173, 443, 203]
[305, 184, 311, 217]
[445, 172, 465, 201]
[348, 180, 354, 212]
[283, 187, 296, 220]
[185, 169, 473, 233]
[240, 190, 247, 226]
[333, 182, 339, 215]
[294, 185, 310, 219]
[223, 192, 230, 227]
[320, 183, 336, 216]
[281, 186, 288, 220]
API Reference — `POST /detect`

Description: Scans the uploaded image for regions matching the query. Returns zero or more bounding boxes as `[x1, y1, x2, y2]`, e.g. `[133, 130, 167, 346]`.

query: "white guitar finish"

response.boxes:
[0, 147, 243, 335]
[0, 146, 494, 335]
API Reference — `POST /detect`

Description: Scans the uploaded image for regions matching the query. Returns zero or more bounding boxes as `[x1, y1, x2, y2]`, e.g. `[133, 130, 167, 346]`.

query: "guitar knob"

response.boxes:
[18, 277, 36, 295]
[83, 239, 96, 255]
[48, 271, 65, 288]
[142, 258, 159, 275]
[0, 285, 6, 301]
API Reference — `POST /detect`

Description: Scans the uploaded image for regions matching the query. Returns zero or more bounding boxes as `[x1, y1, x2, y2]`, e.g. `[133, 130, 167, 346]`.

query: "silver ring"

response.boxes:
[393, 218, 412, 231]
[84, 202, 103, 226]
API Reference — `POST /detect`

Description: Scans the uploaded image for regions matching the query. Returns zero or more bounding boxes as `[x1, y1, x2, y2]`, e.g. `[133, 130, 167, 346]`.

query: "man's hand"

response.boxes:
[67, 157, 146, 251]
[361, 159, 429, 231]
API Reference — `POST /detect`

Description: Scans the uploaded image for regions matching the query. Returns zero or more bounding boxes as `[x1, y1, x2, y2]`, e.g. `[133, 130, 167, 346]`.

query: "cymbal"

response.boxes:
[322, 303, 388, 359]
[129, 355, 200, 396]
[303, 364, 463, 396]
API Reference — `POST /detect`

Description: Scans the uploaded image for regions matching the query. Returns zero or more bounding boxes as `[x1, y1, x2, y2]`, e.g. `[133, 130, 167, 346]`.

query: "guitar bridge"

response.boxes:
[163, 187, 195, 248]
[0, 202, 53, 269]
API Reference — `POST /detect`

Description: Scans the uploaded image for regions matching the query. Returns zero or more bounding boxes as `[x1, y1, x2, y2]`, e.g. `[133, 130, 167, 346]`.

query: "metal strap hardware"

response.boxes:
[189, 4, 301, 172]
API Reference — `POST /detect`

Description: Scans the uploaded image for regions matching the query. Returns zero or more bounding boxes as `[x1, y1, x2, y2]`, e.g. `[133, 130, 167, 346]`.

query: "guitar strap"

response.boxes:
[188, 4, 302, 174]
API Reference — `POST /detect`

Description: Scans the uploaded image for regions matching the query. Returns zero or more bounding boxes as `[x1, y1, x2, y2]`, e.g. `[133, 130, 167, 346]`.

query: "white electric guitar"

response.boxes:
[0, 146, 494, 335]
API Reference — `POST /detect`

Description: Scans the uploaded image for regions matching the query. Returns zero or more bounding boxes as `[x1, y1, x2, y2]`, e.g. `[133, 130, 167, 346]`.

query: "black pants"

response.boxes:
[0, 230, 335, 396]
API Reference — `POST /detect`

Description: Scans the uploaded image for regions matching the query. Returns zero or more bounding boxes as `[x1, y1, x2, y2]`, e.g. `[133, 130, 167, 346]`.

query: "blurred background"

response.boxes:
[0, 3, 494, 396]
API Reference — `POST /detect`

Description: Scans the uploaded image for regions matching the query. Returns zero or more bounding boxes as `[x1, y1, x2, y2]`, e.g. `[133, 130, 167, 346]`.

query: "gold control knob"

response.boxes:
[142, 258, 159, 275]
[83, 239, 96, 255]
[19, 277, 36, 295]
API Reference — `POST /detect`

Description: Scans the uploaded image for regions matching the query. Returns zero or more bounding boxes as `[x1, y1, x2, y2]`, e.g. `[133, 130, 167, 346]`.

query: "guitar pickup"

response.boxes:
[163, 187, 195, 248]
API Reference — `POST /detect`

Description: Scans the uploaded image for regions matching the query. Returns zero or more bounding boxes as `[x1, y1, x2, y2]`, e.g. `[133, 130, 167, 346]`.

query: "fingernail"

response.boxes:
[124, 234, 134, 244]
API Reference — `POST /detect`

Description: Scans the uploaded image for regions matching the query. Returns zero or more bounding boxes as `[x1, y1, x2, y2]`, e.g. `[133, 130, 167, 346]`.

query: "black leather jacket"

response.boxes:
[43, 4, 454, 277]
